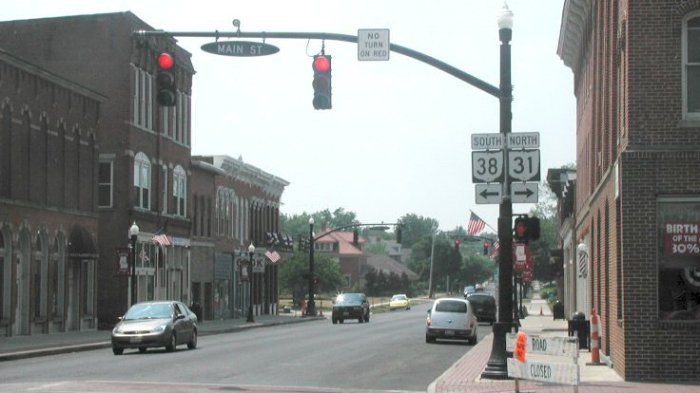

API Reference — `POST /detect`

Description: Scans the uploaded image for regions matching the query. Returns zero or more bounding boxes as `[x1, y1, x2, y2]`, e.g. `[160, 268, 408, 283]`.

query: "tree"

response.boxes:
[278, 250, 345, 307]
[397, 213, 439, 248]
[527, 185, 559, 283]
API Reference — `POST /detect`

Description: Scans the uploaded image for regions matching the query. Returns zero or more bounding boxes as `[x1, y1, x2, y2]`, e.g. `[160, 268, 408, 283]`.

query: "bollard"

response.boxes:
[590, 309, 601, 364]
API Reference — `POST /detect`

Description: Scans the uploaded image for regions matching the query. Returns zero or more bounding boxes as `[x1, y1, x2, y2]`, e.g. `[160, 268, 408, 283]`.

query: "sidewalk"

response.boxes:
[0, 312, 324, 362]
[428, 299, 699, 393]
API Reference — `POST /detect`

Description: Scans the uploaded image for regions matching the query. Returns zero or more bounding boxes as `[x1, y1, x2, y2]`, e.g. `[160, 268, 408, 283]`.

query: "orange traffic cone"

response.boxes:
[540, 306, 543, 316]
[589, 309, 602, 365]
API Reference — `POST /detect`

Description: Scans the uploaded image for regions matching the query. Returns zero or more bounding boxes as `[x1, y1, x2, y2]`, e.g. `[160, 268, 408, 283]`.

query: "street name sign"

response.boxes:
[471, 133, 504, 150]
[475, 184, 502, 204]
[472, 150, 504, 183]
[507, 132, 540, 149]
[508, 149, 540, 181]
[358, 29, 390, 61]
[201, 41, 280, 57]
[511, 182, 538, 203]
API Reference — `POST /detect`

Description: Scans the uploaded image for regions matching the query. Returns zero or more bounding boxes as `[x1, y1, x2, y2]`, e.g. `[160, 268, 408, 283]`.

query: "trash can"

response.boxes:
[568, 311, 590, 350]
[553, 301, 565, 320]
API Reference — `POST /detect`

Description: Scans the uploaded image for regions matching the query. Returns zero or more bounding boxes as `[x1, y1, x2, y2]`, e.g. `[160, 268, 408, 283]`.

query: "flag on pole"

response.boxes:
[152, 232, 171, 247]
[491, 240, 500, 258]
[467, 211, 487, 235]
[265, 250, 281, 263]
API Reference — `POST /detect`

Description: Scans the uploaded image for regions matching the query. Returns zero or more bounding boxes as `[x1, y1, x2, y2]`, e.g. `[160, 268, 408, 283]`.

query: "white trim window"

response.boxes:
[131, 64, 153, 130]
[134, 152, 151, 210]
[683, 13, 700, 119]
[173, 165, 187, 217]
[98, 160, 113, 208]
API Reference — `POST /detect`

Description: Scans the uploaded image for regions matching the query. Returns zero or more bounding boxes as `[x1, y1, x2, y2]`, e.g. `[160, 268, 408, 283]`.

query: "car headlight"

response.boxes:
[112, 326, 123, 334]
[152, 324, 167, 333]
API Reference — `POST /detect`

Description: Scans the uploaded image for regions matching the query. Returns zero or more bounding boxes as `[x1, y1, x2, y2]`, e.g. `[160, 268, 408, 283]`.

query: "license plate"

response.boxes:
[129, 336, 143, 343]
[445, 330, 455, 336]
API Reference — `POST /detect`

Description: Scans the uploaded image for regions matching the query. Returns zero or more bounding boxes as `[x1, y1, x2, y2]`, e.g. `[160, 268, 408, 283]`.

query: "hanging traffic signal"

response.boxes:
[353, 229, 359, 245]
[483, 241, 489, 255]
[312, 54, 332, 109]
[514, 216, 528, 243]
[396, 225, 402, 244]
[526, 217, 540, 241]
[454, 239, 461, 251]
[156, 52, 176, 106]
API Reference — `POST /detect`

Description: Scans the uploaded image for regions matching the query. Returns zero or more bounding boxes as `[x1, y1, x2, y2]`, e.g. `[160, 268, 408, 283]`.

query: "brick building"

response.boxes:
[558, 0, 700, 381]
[0, 47, 105, 336]
[0, 12, 288, 332]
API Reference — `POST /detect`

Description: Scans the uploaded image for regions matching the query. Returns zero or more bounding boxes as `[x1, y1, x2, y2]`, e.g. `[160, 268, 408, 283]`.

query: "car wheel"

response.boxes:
[339, 319, 344, 324]
[112, 347, 124, 355]
[187, 329, 197, 349]
[332, 317, 337, 324]
[165, 332, 176, 352]
[364, 313, 370, 322]
[426, 335, 435, 344]
[469, 333, 478, 345]
[138, 347, 147, 353]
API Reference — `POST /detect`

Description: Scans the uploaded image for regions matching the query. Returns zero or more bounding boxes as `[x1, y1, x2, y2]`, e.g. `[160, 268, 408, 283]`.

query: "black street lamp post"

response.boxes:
[482, 4, 514, 380]
[247, 243, 256, 322]
[129, 222, 139, 306]
[306, 217, 316, 316]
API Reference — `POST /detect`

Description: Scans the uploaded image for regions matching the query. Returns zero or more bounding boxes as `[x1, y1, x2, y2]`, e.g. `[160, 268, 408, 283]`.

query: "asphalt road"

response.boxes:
[0, 301, 492, 392]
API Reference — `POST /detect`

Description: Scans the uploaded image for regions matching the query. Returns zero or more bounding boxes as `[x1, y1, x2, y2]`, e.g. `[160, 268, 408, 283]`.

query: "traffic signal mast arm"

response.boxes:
[311, 222, 401, 242]
[134, 29, 501, 99]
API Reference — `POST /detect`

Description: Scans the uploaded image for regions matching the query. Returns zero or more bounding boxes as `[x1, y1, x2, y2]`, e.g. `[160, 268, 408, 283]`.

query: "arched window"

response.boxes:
[173, 165, 186, 217]
[683, 13, 700, 119]
[134, 152, 151, 209]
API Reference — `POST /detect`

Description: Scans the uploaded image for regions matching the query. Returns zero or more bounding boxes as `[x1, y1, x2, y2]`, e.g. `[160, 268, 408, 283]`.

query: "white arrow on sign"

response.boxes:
[472, 150, 504, 183]
[475, 184, 502, 204]
[508, 149, 540, 182]
[511, 182, 538, 203]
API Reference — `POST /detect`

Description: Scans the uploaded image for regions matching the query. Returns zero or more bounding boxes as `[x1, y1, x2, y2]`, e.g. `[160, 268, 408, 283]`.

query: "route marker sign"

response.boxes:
[508, 149, 540, 181]
[472, 151, 504, 183]
[358, 29, 390, 61]
[475, 184, 502, 204]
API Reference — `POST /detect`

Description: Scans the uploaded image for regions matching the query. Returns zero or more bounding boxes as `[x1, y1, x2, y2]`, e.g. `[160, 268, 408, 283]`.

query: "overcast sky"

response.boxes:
[4, 1, 575, 232]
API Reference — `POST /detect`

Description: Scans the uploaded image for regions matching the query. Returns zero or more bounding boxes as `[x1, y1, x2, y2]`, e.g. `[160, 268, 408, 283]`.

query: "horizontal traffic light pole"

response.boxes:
[311, 222, 401, 242]
[134, 29, 501, 99]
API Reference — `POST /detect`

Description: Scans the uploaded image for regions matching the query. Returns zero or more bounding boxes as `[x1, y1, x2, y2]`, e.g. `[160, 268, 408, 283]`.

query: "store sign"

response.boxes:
[663, 222, 700, 256]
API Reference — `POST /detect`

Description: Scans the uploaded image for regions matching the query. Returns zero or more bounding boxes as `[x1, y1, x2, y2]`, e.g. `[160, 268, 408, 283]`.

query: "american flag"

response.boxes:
[265, 250, 281, 263]
[152, 233, 171, 247]
[491, 240, 500, 258]
[467, 211, 487, 236]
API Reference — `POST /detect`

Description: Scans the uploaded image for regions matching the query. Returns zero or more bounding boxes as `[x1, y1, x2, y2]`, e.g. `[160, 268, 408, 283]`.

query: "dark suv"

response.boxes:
[466, 293, 496, 325]
[332, 293, 370, 324]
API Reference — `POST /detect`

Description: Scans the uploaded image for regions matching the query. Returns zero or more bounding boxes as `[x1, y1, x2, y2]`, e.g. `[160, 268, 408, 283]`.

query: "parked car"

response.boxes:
[463, 285, 476, 298]
[389, 294, 411, 311]
[466, 292, 496, 325]
[425, 298, 478, 344]
[111, 300, 198, 355]
[332, 293, 370, 324]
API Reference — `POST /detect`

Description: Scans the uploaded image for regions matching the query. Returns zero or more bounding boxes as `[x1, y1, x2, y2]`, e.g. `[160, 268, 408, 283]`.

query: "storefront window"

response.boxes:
[658, 198, 700, 320]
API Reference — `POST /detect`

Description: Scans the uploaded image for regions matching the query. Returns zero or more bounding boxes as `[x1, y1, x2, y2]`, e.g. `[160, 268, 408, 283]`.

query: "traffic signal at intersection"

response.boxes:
[513, 216, 541, 243]
[483, 241, 489, 255]
[156, 52, 177, 106]
[312, 54, 332, 109]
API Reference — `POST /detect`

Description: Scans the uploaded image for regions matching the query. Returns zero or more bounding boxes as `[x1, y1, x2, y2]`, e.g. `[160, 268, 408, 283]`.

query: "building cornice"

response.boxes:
[557, 0, 592, 70]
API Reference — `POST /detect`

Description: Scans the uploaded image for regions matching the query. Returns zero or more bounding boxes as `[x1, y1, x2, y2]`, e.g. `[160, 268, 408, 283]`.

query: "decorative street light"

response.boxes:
[247, 243, 256, 323]
[128, 221, 139, 306]
[306, 217, 316, 316]
[482, 3, 515, 380]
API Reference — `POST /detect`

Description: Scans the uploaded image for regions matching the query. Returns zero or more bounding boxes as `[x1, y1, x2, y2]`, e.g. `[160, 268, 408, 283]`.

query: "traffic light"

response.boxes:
[312, 54, 332, 109]
[527, 217, 540, 241]
[353, 229, 359, 245]
[156, 52, 176, 106]
[396, 225, 402, 244]
[483, 241, 489, 255]
[454, 239, 461, 251]
[514, 216, 528, 243]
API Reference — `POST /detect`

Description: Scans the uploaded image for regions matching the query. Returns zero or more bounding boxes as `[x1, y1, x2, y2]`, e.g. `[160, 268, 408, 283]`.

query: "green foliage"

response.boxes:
[364, 267, 415, 297]
[278, 250, 345, 306]
[281, 208, 360, 243]
[527, 184, 559, 283]
[396, 213, 439, 248]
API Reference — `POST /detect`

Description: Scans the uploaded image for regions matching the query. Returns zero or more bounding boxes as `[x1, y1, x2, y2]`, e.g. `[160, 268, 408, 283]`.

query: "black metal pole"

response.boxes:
[307, 220, 316, 316]
[481, 9, 513, 380]
[247, 250, 255, 322]
[130, 234, 137, 306]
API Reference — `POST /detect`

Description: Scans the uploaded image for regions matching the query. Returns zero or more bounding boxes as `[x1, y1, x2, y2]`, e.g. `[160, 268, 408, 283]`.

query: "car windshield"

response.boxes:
[335, 294, 363, 306]
[124, 303, 172, 320]
[392, 295, 406, 301]
[467, 295, 495, 306]
[435, 300, 467, 313]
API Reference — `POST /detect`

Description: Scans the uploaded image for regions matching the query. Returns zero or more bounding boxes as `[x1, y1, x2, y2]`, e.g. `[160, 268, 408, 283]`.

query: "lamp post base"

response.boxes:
[480, 322, 513, 380]
[306, 300, 316, 316]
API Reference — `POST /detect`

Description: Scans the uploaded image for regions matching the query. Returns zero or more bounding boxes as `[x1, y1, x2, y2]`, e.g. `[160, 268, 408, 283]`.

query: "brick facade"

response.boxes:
[559, 0, 700, 381]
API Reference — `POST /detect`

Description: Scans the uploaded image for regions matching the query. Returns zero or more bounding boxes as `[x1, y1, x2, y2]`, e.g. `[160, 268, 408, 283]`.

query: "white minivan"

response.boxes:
[425, 298, 478, 344]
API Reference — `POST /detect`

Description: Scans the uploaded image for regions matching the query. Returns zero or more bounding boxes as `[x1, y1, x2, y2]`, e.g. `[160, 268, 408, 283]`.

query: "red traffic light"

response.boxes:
[158, 52, 174, 70]
[312, 55, 331, 72]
